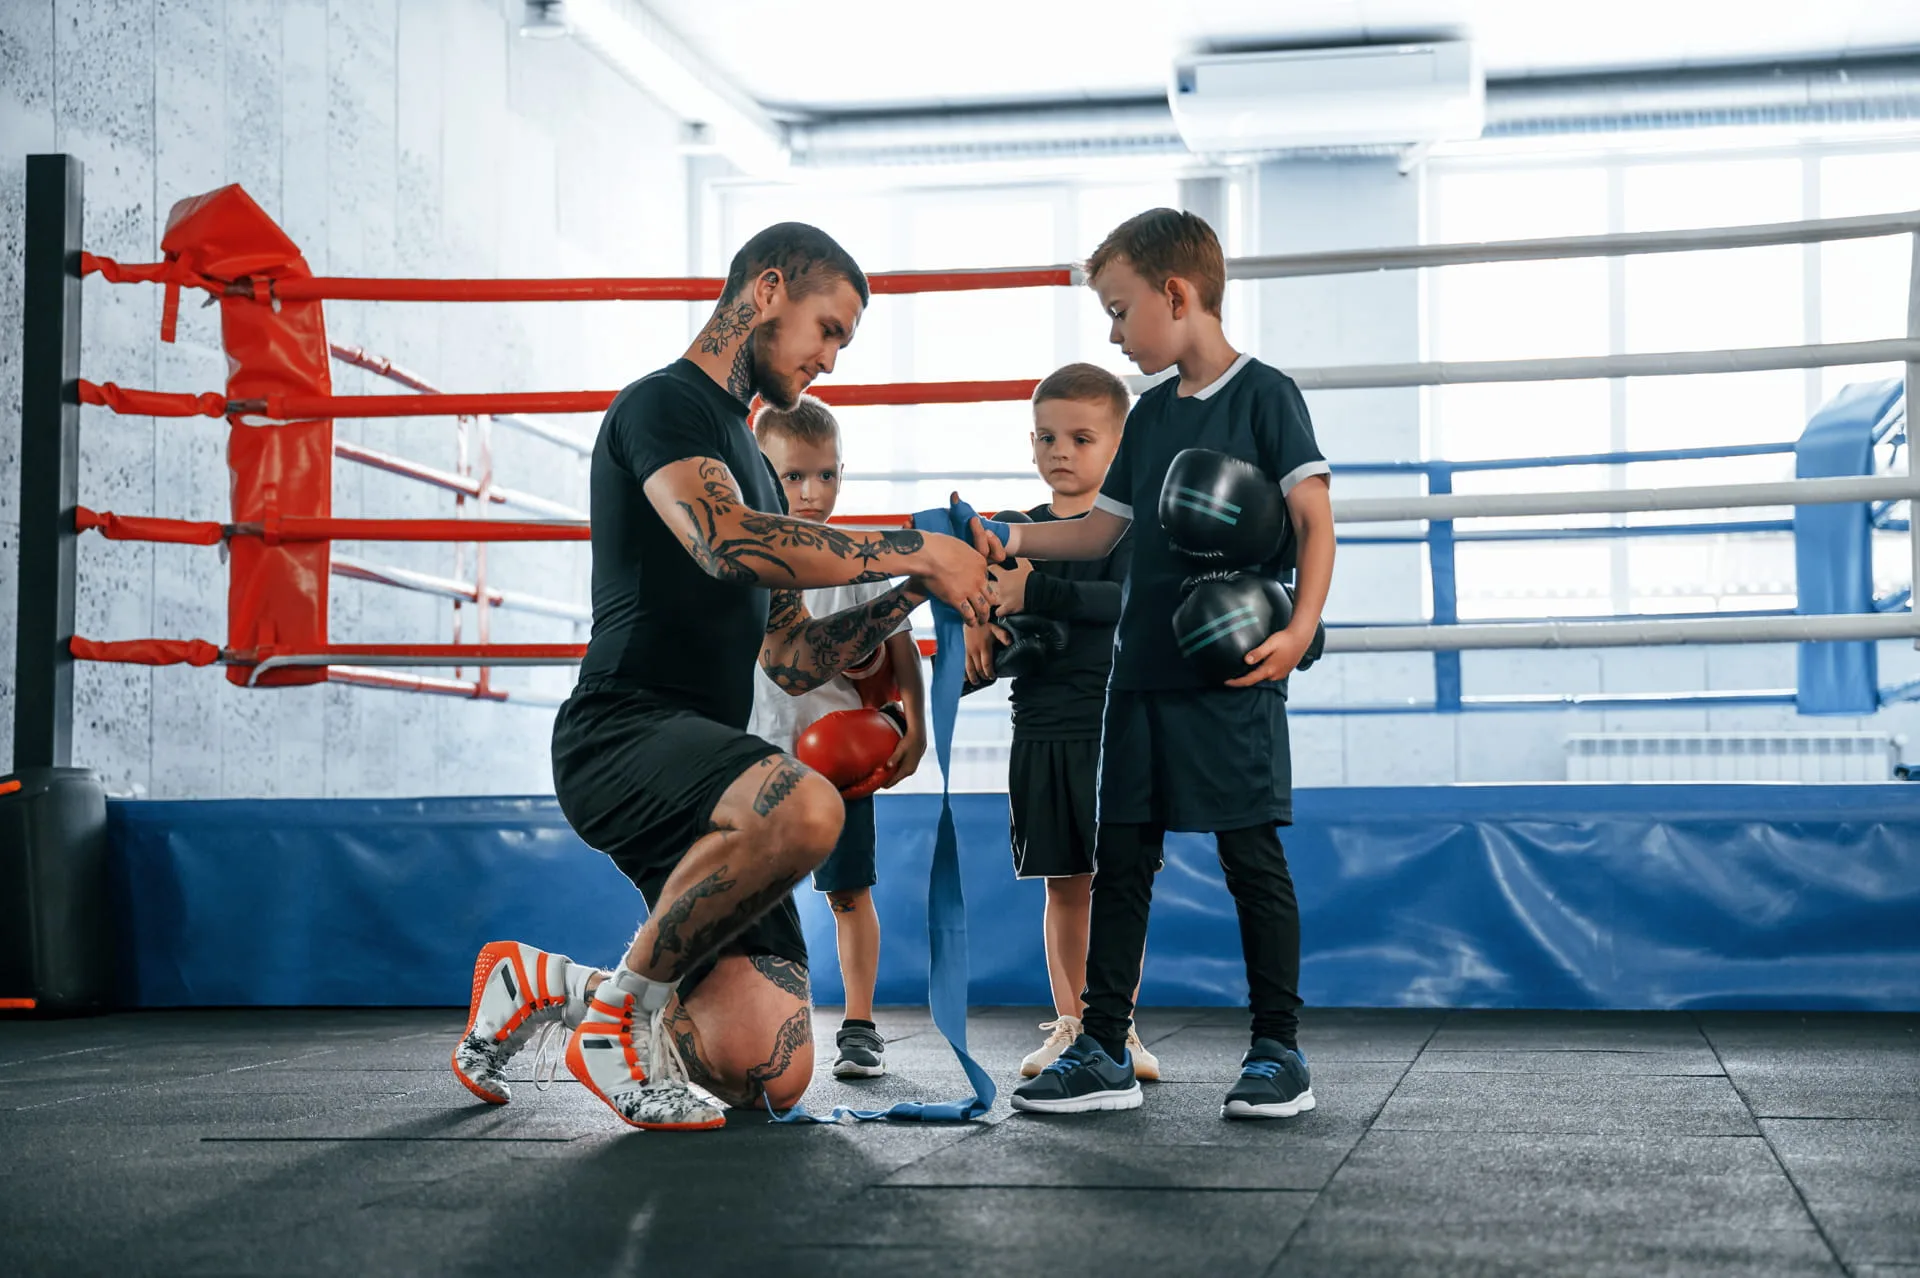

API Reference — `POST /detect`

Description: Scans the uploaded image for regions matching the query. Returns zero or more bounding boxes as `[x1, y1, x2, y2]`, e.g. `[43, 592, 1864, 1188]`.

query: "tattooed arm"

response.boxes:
[759, 582, 927, 694]
[644, 456, 991, 622]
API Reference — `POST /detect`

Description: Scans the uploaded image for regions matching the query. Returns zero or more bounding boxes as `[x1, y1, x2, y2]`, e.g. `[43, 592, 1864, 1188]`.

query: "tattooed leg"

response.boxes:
[621, 753, 845, 985]
[668, 951, 816, 1110]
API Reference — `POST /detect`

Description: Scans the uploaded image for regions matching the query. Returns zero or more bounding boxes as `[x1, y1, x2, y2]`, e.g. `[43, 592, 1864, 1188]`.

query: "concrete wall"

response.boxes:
[1, 0, 691, 796]
[1252, 157, 1920, 785]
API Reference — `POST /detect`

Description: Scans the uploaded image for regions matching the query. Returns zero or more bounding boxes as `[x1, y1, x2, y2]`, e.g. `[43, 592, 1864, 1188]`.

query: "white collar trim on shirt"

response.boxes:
[1186, 352, 1253, 402]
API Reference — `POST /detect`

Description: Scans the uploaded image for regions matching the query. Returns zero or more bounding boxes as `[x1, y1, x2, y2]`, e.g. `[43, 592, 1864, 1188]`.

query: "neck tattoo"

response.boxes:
[698, 300, 756, 358]
[727, 333, 755, 403]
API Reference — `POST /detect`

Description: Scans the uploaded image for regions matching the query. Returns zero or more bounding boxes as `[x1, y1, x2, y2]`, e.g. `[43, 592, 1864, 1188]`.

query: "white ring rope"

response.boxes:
[1226, 210, 1920, 280]
[1333, 473, 1917, 524]
[244, 652, 573, 686]
[1246, 338, 1920, 394]
[330, 555, 593, 623]
[1327, 613, 1920, 654]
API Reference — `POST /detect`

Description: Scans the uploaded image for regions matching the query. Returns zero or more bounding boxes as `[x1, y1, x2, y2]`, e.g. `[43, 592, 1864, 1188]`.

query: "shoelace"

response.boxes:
[1241, 1058, 1286, 1080]
[1041, 1045, 1092, 1076]
[646, 1006, 691, 1088]
[1038, 1018, 1079, 1045]
[528, 1021, 566, 1093]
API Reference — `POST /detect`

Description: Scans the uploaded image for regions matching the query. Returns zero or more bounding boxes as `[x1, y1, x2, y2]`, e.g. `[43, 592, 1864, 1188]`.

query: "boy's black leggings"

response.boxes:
[1080, 822, 1301, 1057]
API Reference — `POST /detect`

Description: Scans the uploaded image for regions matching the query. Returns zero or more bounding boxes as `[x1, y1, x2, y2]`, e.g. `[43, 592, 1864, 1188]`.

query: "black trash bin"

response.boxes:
[0, 767, 113, 1014]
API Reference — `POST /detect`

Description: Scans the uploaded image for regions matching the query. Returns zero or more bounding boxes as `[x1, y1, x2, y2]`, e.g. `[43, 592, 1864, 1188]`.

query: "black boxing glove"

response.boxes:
[995, 613, 1069, 679]
[1298, 607, 1325, 673]
[1159, 448, 1289, 567]
[1173, 571, 1299, 685]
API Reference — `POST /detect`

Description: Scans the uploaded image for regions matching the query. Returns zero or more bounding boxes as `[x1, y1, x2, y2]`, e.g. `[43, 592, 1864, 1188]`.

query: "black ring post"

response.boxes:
[15, 153, 84, 771]
[3, 154, 112, 1016]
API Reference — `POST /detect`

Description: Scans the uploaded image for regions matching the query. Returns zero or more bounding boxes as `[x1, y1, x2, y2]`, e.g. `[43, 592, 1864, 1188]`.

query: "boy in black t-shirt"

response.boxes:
[966, 209, 1336, 1121]
[961, 365, 1149, 1081]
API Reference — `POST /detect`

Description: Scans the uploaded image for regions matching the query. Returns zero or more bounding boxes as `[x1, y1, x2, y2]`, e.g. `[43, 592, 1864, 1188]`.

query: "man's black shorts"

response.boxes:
[1097, 685, 1293, 832]
[551, 682, 808, 998]
[1008, 736, 1100, 879]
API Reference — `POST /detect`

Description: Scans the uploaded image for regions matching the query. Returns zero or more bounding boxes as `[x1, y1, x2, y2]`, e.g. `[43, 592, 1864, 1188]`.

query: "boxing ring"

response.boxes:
[7, 152, 1920, 1019]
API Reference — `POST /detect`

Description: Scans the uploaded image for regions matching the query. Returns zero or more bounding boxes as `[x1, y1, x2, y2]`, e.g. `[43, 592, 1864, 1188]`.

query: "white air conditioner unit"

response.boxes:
[1169, 42, 1485, 153]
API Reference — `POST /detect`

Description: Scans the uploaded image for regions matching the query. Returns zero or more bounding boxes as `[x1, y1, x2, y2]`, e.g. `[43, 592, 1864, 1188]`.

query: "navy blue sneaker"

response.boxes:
[1010, 1033, 1142, 1113]
[1222, 1039, 1315, 1119]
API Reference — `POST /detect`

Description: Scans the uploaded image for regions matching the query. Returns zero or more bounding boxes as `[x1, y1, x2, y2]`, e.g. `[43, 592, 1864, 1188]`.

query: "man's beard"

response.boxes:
[736, 318, 802, 410]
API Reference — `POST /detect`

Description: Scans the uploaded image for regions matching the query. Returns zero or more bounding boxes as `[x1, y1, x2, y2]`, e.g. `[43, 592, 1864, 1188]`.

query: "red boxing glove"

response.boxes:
[794, 706, 905, 799]
[845, 644, 901, 710]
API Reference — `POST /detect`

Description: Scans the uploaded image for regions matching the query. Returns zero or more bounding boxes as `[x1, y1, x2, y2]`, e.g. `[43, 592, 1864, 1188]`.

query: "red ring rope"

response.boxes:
[76, 507, 588, 544]
[75, 187, 1035, 695]
[79, 378, 1042, 420]
[79, 256, 1075, 304]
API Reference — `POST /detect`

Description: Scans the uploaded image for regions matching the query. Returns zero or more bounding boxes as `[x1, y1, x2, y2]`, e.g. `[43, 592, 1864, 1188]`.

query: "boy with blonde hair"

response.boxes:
[965, 364, 1155, 1080]
[750, 394, 928, 1080]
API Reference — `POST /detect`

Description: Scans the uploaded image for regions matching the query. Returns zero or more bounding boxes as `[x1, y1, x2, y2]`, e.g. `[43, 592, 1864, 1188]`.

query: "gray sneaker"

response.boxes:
[1010, 1033, 1142, 1113]
[832, 1023, 887, 1078]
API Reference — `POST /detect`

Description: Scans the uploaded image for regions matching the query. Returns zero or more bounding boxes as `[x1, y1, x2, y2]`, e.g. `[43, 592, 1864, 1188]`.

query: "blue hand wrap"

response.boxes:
[948, 495, 1011, 558]
[764, 502, 995, 1125]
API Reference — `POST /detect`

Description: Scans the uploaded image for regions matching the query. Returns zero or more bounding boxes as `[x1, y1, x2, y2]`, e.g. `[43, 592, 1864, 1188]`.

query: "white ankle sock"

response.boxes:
[562, 960, 600, 1029]
[606, 964, 676, 1016]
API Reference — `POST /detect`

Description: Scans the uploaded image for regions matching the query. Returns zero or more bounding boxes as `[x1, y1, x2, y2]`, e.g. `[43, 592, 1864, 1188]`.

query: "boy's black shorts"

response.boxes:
[1097, 685, 1293, 833]
[551, 682, 810, 1000]
[1008, 736, 1101, 879]
[812, 795, 876, 894]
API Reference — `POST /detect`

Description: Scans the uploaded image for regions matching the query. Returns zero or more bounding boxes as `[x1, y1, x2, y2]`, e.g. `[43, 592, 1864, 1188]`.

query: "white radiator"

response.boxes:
[1564, 732, 1899, 782]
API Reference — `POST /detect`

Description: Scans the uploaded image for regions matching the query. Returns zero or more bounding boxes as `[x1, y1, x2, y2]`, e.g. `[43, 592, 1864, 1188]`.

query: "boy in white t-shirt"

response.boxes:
[748, 394, 927, 1079]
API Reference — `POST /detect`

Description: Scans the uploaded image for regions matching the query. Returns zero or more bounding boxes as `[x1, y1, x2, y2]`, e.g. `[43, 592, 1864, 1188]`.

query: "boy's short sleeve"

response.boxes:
[1264, 377, 1331, 497]
[1093, 397, 1143, 520]
[608, 377, 723, 485]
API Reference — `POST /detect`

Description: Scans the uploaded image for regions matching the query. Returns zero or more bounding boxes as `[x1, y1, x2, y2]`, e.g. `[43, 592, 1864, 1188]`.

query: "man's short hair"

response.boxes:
[754, 393, 841, 448]
[1032, 362, 1131, 422]
[723, 222, 870, 307]
[1085, 208, 1226, 317]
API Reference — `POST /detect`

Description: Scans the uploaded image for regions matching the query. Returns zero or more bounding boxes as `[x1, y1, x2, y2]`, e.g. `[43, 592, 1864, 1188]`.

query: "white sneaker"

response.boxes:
[565, 971, 726, 1131]
[1020, 1014, 1083, 1078]
[1127, 1022, 1161, 1083]
[451, 941, 574, 1104]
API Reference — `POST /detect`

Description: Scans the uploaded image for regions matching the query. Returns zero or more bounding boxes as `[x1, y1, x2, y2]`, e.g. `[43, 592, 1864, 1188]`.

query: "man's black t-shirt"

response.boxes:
[1094, 354, 1329, 693]
[1008, 504, 1131, 741]
[576, 359, 784, 727]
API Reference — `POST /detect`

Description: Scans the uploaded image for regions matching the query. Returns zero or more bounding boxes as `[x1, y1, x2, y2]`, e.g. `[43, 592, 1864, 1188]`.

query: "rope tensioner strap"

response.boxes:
[76, 507, 226, 546]
[69, 637, 224, 667]
[79, 381, 229, 418]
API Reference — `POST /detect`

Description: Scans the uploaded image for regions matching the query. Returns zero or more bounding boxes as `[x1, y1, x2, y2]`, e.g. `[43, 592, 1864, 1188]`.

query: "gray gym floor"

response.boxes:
[1, 1007, 1914, 1276]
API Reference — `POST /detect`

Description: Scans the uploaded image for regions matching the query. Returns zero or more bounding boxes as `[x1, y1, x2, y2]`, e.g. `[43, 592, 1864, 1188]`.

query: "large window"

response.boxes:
[1425, 142, 1917, 620]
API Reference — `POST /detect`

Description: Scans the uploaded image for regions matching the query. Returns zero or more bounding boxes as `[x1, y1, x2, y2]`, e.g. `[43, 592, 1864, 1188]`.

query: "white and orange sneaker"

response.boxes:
[566, 966, 725, 1131]
[451, 940, 585, 1105]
